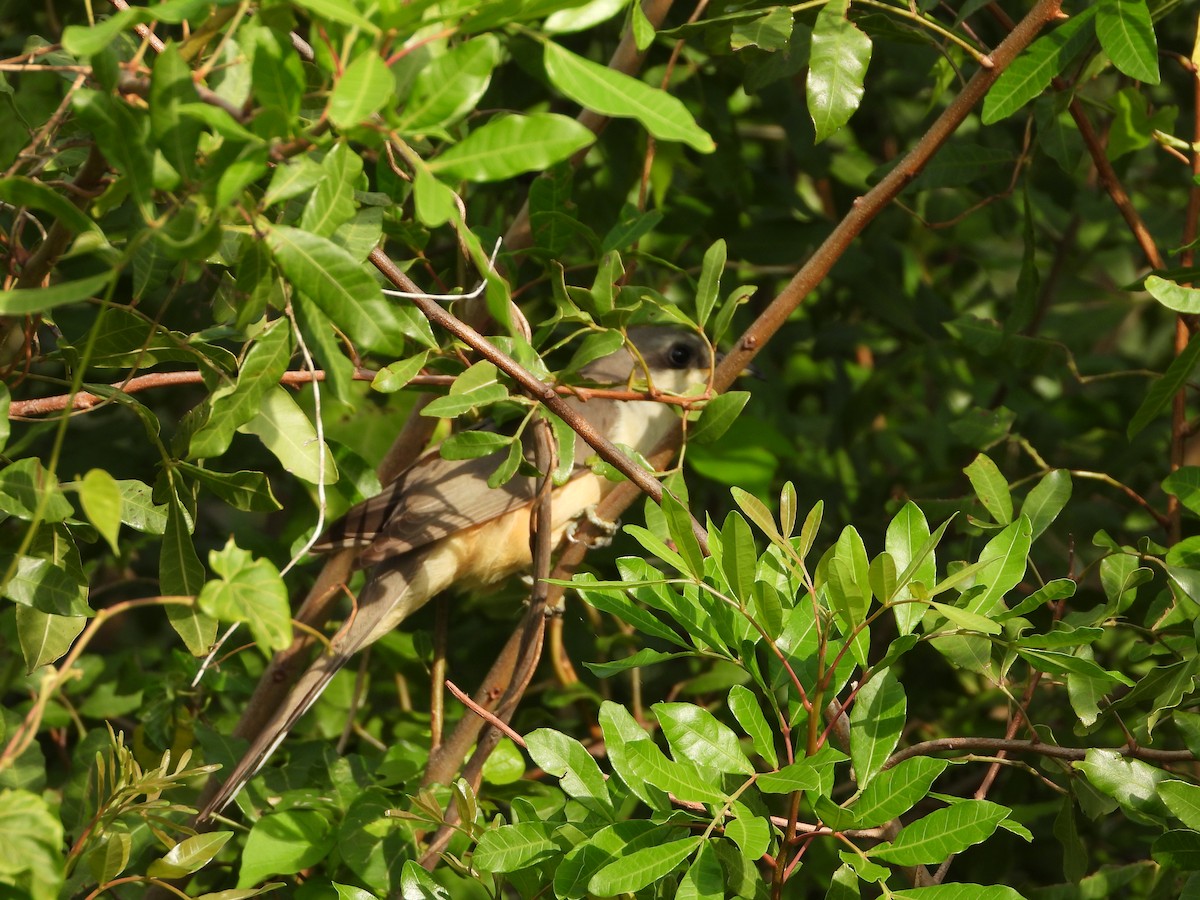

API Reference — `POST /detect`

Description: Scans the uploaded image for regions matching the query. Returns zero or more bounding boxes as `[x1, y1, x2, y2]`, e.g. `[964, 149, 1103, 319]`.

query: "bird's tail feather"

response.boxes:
[198, 557, 419, 821]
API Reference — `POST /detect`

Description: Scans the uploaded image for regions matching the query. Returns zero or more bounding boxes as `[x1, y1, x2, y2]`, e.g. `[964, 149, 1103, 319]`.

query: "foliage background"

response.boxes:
[3, 0, 1200, 898]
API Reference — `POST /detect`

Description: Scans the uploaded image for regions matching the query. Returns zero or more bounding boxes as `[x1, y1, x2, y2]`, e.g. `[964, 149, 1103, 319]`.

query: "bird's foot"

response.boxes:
[565, 505, 620, 548]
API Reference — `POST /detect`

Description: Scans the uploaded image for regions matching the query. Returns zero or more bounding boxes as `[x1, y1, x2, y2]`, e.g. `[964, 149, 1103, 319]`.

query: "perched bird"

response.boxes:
[198, 326, 714, 818]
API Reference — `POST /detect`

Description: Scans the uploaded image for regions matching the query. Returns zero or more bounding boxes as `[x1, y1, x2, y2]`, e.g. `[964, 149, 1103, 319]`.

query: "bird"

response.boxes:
[196, 326, 715, 819]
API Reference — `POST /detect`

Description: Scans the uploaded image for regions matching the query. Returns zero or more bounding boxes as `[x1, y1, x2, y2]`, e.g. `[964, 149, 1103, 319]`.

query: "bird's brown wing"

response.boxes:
[314, 437, 540, 567]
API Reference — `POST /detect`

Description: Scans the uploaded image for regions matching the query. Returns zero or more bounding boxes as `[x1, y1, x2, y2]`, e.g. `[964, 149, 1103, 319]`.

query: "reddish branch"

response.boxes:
[7, 367, 708, 418]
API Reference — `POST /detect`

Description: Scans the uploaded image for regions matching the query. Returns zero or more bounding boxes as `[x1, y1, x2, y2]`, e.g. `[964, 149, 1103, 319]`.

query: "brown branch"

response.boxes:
[884, 737, 1196, 769]
[713, 0, 1067, 394]
[109, 0, 167, 53]
[443, 679, 527, 748]
[7, 367, 375, 416]
[8, 366, 708, 419]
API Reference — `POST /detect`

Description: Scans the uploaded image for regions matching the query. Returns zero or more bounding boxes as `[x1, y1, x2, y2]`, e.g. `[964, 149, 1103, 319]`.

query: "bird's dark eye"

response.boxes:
[667, 343, 693, 368]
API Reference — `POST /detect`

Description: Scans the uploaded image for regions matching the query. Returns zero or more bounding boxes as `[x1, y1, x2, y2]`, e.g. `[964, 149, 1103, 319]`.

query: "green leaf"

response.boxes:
[79, 468, 122, 553]
[543, 41, 715, 153]
[266, 225, 412, 355]
[238, 810, 336, 888]
[691, 392, 750, 445]
[725, 801, 771, 861]
[117, 480, 169, 534]
[982, 7, 1097, 124]
[573, 573, 690, 648]
[1152, 829, 1200, 872]
[151, 42, 203, 183]
[890, 886, 1026, 899]
[807, 0, 872, 143]
[599, 701, 664, 808]
[731, 6, 794, 52]
[871, 800, 1012, 865]
[197, 539, 292, 654]
[72, 89, 154, 219]
[1160, 780, 1200, 831]
[399, 860, 451, 899]
[412, 165, 458, 226]
[849, 669, 906, 789]
[583, 648, 693, 677]
[847, 757, 949, 828]
[0, 177, 96, 235]
[439, 430, 513, 460]
[237, 387, 339, 485]
[328, 52, 395, 129]
[695, 239, 726, 325]
[1129, 332, 1200, 438]
[756, 759, 826, 794]
[473, 823, 558, 873]
[1022, 469, 1071, 540]
[372, 352, 429, 393]
[0, 271, 113, 315]
[401, 36, 500, 130]
[15, 607, 86, 671]
[963, 453, 1012, 524]
[1074, 749, 1170, 823]
[661, 492, 705, 579]
[1145, 275, 1200, 313]
[0, 790, 65, 899]
[176, 463, 282, 512]
[161, 492, 215, 655]
[623, 524, 692, 578]
[1015, 648, 1133, 686]
[421, 383, 510, 418]
[728, 684, 778, 768]
[3, 556, 91, 617]
[676, 841, 724, 900]
[1096, 0, 1159, 84]
[1002, 577, 1076, 620]
[718, 511, 757, 603]
[588, 836, 703, 896]
[1164, 467, 1200, 516]
[190, 319, 293, 459]
[487, 440, 525, 489]
[429, 113, 595, 182]
[970, 516, 1032, 615]
[654, 702, 756, 776]
[61, 0, 210, 54]
[929, 601, 1003, 635]
[526, 728, 614, 817]
[147, 832, 233, 879]
[624, 741, 726, 804]
[301, 143, 363, 239]
[86, 832, 132, 885]
[291, 0, 380, 33]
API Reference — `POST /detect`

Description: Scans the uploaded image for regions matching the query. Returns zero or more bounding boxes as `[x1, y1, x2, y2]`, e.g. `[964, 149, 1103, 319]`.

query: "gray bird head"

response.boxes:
[579, 326, 714, 395]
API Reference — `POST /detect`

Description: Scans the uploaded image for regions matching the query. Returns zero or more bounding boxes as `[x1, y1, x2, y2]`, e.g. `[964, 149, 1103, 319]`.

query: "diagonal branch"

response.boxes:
[714, 0, 1066, 394]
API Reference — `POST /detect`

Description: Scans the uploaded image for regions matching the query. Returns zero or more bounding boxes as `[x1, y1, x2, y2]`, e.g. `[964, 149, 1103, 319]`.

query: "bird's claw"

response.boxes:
[565, 505, 620, 548]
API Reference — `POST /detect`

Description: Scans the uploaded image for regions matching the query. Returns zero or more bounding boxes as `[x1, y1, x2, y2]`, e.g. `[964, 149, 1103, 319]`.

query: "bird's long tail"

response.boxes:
[197, 557, 420, 821]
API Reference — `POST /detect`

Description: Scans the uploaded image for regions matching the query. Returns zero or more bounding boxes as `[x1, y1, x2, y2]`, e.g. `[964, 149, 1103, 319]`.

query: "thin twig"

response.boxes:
[885, 737, 1196, 768]
[443, 680, 528, 748]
